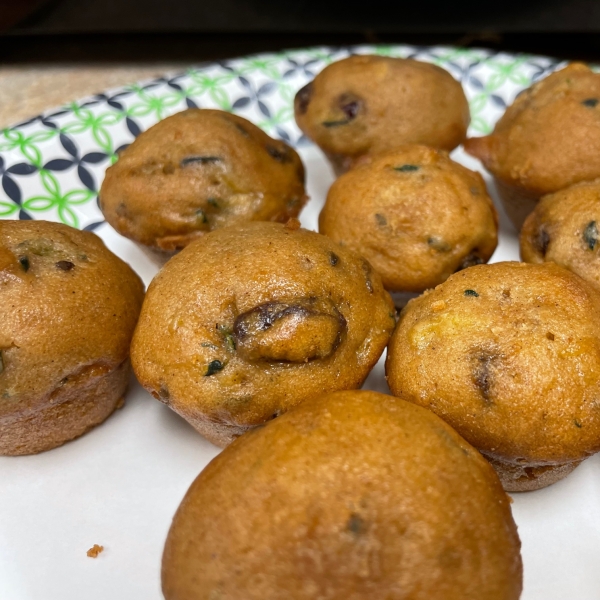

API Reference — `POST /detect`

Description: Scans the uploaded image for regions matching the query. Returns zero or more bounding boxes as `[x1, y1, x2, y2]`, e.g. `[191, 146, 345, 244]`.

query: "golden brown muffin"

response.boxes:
[465, 63, 600, 230]
[100, 109, 307, 264]
[131, 221, 395, 447]
[319, 146, 498, 295]
[294, 55, 470, 175]
[521, 179, 600, 292]
[0, 220, 144, 455]
[386, 261, 600, 492]
[162, 389, 523, 600]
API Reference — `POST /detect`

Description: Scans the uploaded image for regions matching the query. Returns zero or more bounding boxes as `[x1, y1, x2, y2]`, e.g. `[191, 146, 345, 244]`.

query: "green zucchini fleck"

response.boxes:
[375, 213, 387, 227]
[346, 513, 366, 535]
[574, 419, 583, 428]
[205, 360, 225, 376]
[464, 289, 479, 297]
[427, 237, 451, 252]
[207, 198, 220, 208]
[582, 98, 599, 108]
[394, 164, 419, 172]
[329, 252, 339, 266]
[196, 209, 208, 224]
[217, 324, 236, 352]
[583, 221, 598, 250]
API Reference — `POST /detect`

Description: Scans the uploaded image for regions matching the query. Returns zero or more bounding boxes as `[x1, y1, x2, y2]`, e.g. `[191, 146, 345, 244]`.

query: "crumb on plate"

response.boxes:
[87, 544, 104, 558]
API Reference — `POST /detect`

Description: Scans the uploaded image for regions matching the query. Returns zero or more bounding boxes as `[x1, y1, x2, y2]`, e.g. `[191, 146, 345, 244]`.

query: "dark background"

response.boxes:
[2, 0, 600, 63]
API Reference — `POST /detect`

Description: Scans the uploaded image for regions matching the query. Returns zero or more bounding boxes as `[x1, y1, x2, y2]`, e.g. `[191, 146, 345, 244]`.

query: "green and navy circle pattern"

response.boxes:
[0, 45, 561, 230]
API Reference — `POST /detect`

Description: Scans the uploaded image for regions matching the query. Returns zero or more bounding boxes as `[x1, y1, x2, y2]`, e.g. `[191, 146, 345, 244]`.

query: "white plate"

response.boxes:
[1, 45, 599, 600]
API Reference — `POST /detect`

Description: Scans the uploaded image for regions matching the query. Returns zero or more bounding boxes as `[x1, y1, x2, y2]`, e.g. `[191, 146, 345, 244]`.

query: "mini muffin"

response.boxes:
[0, 220, 144, 455]
[386, 261, 600, 492]
[100, 109, 307, 264]
[521, 179, 600, 291]
[294, 55, 470, 175]
[131, 221, 395, 447]
[319, 145, 498, 296]
[162, 390, 523, 600]
[465, 63, 600, 230]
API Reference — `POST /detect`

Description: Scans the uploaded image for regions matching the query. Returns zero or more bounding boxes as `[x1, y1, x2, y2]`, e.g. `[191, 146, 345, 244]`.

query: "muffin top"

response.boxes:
[294, 55, 469, 172]
[100, 109, 307, 252]
[386, 261, 600, 465]
[319, 146, 498, 292]
[0, 220, 144, 418]
[521, 179, 600, 292]
[162, 390, 522, 600]
[465, 63, 600, 196]
[131, 221, 395, 447]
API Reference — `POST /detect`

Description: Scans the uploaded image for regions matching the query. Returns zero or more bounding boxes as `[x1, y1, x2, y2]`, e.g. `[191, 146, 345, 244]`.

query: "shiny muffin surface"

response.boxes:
[162, 390, 522, 600]
[0, 220, 144, 455]
[294, 55, 469, 174]
[100, 109, 307, 261]
[319, 146, 498, 293]
[386, 261, 600, 491]
[131, 221, 395, 447]
[521, 179, 600, 292]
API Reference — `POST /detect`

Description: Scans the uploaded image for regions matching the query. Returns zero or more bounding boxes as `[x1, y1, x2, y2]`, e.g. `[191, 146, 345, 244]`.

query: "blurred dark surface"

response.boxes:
[7, 0, 600, 33]
[3, 0, 600, 63]
[2, 32, 600, 64]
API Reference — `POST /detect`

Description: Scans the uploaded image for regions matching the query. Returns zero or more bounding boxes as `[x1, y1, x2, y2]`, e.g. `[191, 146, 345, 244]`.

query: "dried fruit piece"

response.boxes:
[472, 351, 498, 404]
[456, 252, 484, 271]
[266, 145, 291, 163]
[295, 83, 313, 114]
[56, 261, 75, 271]
[18, 256, 29, 272]
[205, 360, 225, 376]
[583, 221, 598, 250]
[233, 298, 346, 363]
[535, 227, 551, 256]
